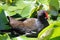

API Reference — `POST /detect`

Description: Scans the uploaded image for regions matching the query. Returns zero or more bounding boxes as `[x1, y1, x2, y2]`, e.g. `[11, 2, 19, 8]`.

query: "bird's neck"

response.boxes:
[37, 15, 45, 22]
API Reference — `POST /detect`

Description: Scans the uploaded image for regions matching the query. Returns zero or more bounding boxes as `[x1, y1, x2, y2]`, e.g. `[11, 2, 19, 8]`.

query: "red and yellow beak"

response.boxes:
[45, 11, 49, 19]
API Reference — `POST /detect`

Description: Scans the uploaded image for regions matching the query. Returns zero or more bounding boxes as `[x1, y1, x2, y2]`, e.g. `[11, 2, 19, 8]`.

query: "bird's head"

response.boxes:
[37, 10, 49, 19]
[37, 10, 49, 27]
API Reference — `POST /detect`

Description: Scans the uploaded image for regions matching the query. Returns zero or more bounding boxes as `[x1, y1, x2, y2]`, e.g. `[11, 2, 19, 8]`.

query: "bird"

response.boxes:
[0, 10, 49, 38]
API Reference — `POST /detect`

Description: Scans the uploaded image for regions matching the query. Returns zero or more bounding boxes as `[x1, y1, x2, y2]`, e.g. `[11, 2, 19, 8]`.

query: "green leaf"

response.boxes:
[0, 7, 10, 30]
[50, 27, 60, 39]
[38, 0, 49, 5]
[20, 5, 36, 18]
[49, 0, 59, 10]
[2, 0, 37, 18]
[0, 10, 8, 24]
[0, 34, 11, 40]
[37, 0, 50, 10]
[38, 21, 60, 40]
[12, 35, 38, 40]
[15, 0, 37, 18]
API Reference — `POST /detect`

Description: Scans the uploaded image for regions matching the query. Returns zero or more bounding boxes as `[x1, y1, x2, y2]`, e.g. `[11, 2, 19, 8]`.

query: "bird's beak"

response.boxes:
[45, 11, 49, 19]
